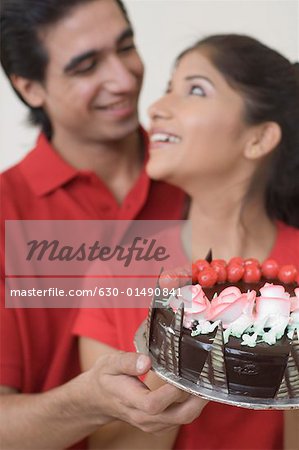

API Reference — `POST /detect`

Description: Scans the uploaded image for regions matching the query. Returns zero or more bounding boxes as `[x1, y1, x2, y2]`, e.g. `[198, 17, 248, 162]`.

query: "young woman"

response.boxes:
[74, 34, 299, 449]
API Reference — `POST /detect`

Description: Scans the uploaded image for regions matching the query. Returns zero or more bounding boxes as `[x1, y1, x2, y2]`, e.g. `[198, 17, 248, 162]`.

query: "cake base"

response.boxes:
[134, 320, 299, 410]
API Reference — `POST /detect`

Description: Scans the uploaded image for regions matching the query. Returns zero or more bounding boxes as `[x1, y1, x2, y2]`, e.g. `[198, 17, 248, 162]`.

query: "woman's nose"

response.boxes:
[148, 96, 173, 121]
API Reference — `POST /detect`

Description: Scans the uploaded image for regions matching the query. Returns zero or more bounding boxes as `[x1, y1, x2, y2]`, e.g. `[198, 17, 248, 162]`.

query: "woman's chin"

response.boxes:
[146, 161, 183, 189]
[145, 160, 168, 181]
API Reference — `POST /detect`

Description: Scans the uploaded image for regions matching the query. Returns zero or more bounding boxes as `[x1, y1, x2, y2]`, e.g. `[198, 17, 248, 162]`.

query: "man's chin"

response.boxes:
[101, 116, 140, 141]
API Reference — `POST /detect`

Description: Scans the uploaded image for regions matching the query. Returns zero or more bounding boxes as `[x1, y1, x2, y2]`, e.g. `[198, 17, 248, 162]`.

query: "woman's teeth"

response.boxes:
[150, 133, 181, 144]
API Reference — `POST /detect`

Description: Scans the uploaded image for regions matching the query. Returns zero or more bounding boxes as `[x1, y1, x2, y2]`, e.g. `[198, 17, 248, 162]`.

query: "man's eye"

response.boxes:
[75, 60, 97, 74]
[118, 44, 136, 53]
[189, 85, 206, 97]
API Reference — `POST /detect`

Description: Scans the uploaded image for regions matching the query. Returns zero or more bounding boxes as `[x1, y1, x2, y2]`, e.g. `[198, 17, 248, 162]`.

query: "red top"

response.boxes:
[0, 131, 185, 449]
[73, 222, 299, 450]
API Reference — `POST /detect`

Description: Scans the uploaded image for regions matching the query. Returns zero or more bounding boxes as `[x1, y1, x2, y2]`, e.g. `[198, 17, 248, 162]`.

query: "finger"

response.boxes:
[157, 396, 208, 425]
[114, 377, 190, 414]
[106, 352, 152, 376]
[136, 383, 192, 415]
[152, 425, 179, 436]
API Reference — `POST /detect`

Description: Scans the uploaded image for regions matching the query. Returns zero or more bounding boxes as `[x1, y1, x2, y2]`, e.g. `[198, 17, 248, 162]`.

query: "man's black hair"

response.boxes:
[0, 0, 130, 138]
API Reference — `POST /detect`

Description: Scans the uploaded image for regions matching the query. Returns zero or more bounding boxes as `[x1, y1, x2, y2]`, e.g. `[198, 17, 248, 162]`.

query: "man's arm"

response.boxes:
[284, 410, 299, 450]
[0, 371, 104, 450]
[79, 337, 207, 450]
[0, 351, 205, 450]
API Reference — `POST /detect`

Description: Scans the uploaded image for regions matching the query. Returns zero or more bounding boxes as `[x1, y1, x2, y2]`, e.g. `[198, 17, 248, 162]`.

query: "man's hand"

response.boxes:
[85, 350, 207, 433]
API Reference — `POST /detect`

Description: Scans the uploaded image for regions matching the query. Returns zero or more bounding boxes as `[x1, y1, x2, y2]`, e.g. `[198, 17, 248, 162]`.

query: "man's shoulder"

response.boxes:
[0, 151, 37, 219]
[1, 152, 32, 191]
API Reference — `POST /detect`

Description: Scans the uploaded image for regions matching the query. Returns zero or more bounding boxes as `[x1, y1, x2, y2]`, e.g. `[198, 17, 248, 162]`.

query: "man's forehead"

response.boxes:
[39, 0, 130, 58]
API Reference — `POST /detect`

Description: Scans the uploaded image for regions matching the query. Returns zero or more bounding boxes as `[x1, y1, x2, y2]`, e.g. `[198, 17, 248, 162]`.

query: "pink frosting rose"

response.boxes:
[291, 287, 299, 311]
[290, 287, 299, 323]
[169, 284, 210, 327]
[255, 283, 291, 325]
[208, 286, 256, 328]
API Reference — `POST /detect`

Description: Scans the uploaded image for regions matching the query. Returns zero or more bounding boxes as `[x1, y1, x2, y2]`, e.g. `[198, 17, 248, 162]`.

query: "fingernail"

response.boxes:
[136, 354, 149, 373]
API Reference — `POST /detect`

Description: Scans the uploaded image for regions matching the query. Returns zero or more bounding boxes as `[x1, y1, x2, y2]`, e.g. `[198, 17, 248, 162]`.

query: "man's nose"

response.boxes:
[103, 55, 138, 93]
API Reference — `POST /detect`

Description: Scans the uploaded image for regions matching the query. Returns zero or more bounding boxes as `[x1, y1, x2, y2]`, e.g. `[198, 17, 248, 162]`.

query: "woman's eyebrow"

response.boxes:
[185, 75, 215, 87]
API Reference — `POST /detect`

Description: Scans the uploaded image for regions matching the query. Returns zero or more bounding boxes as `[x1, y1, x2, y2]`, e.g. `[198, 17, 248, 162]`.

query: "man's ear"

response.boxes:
[244, 122, 281, 160]
[10, 74, 45, 108]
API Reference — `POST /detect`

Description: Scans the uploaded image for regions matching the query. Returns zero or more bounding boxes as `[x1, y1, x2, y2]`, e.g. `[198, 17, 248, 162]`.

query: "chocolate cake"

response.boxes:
[146, 258, 299, 400]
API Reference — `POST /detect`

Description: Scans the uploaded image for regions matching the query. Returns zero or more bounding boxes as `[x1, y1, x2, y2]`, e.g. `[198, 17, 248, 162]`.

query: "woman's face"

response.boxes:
[147, 49, 255, 191]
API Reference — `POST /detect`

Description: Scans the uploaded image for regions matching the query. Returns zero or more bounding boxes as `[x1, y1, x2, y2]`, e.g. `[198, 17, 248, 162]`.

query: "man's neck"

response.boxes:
[51, 129, 144, 204]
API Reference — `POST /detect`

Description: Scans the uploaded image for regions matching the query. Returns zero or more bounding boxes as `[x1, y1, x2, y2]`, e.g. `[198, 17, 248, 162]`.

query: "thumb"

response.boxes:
[109, 352, 152, 376]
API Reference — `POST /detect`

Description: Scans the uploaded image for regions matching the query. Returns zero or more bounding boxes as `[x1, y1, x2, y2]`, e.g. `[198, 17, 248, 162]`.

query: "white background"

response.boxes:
[0, 0, 298, 171]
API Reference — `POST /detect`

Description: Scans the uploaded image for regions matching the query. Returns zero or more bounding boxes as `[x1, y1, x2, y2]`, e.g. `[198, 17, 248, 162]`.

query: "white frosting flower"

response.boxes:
[290, 287, 299, 326]
[256, 283, 291, 327]
[291, 287, 299, 312]
[208, 287, 256, 329]
[169, 284, 211, 328]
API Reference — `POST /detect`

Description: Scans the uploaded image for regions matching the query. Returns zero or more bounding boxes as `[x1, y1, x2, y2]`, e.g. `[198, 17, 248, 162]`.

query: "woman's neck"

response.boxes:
[184, 188, 276, 262]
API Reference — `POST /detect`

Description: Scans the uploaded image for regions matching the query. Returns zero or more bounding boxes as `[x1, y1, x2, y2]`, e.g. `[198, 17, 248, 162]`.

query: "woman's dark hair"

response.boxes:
[0, 0, 130, 139]
[177, 34, 299, 228]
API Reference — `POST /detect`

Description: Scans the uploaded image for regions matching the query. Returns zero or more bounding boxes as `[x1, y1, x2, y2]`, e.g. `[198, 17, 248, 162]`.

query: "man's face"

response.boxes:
[38, 0, 144, 144]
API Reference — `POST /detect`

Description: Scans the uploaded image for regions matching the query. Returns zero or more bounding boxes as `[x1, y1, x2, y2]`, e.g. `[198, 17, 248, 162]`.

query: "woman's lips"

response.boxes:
[149, 131, 182, 149]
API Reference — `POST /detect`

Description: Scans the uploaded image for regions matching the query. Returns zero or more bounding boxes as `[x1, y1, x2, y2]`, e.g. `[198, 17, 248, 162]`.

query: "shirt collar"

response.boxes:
[20, 127, 149, 197]
[20, 133, 79, 196]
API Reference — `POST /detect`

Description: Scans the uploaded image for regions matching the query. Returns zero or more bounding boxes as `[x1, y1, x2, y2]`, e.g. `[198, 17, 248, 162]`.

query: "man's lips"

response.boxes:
[94, 99, 136, 117]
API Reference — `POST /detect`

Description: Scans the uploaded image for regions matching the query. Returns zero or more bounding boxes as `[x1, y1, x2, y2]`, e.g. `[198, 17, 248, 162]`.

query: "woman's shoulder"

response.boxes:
[271, 221, 299, 266]
[277, 221, 299, 241]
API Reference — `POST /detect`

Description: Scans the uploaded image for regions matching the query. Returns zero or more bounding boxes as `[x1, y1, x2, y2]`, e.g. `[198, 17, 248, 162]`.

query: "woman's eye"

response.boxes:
[189, 85, 206, 97]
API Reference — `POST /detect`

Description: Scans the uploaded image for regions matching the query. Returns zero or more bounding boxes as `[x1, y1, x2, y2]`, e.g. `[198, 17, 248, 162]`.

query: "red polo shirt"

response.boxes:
[1, 131, 184, 221]
[0, 130, 185, 449]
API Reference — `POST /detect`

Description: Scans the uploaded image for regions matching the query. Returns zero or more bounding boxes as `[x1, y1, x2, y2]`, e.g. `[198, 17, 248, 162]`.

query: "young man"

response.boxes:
[0, 0, 206, 448]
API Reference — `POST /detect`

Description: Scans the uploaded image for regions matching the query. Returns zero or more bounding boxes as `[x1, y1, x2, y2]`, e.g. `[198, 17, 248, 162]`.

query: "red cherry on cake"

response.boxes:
[261, 259, 279, 279]
[211, 259, 226, 267]
[278, 265, 298, 284]
[211, 260, 227, 283]
[243, 265, 262, 283]
[227, 263, 245, 282]
[197, 267, 218, 287]
[194, 259, 210, 272]
[244, 258, 260, 267]
[228, 256, 244, 267]
[192, 264, 199, 283]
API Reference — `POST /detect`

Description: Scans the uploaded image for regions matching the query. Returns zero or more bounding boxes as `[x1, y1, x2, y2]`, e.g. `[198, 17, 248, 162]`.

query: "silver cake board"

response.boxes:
[134, 320, 299, 410]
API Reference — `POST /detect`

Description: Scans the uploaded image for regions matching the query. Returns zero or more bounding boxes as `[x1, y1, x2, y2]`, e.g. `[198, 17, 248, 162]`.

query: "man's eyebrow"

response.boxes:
[63, 27, 134, 73]
[116, 26, 134, 45]
[64, 50, 98, 73]
[165, 80, 172, 92]
[185, 75, 215, 86]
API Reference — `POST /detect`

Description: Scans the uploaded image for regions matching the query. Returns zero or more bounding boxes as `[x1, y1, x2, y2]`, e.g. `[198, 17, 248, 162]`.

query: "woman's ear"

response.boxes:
[10, 74, 45, 108]
[244, 122, 281, 160]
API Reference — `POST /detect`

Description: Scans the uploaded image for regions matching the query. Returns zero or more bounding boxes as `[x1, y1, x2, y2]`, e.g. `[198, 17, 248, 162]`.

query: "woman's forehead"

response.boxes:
[172, 49, 218, 80]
